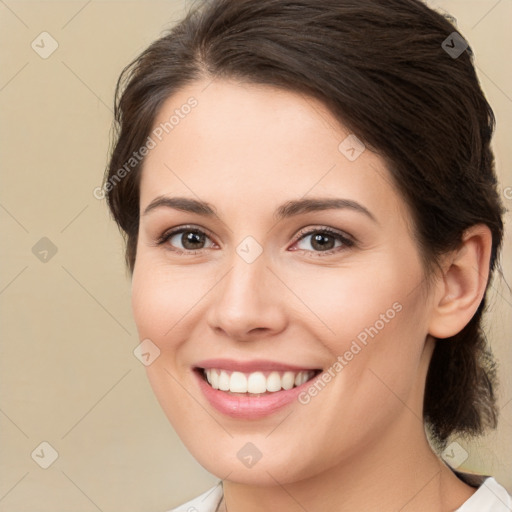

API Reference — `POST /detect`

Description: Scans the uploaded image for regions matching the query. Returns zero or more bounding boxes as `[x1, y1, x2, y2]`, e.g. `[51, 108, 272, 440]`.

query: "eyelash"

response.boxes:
[155, 224, 355, 258]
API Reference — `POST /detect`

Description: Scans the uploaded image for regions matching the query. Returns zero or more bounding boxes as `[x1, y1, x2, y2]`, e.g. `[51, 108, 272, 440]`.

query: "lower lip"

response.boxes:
[194, 369, 319, 419]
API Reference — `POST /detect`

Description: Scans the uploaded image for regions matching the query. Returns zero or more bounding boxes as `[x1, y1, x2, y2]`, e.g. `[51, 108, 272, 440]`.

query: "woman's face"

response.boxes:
[132, 79, 437, 485]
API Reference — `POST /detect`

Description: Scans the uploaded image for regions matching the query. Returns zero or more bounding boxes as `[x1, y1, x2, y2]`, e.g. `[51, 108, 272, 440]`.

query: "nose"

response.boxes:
[206, 249, 287, 342]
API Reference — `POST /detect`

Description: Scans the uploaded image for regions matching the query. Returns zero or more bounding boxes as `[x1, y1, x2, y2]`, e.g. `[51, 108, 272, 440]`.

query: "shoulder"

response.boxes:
[165, 482, 223, 512]
[163, 477, 512, 512]
[456, 477, 512, 512]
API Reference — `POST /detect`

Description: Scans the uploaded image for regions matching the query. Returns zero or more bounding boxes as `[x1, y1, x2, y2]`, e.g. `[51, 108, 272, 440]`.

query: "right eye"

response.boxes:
[156, 225, 216, 255]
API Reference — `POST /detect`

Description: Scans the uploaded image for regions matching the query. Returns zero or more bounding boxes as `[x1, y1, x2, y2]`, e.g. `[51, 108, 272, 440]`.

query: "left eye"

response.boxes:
[292, 228, 354, 255]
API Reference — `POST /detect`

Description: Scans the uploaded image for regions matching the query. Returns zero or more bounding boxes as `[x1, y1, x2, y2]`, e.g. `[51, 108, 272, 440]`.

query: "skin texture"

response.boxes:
[131, 78, 491, 511]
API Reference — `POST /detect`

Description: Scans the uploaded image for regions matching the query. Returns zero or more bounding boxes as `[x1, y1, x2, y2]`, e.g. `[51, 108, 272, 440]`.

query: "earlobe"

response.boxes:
[428, 224, 492, 339]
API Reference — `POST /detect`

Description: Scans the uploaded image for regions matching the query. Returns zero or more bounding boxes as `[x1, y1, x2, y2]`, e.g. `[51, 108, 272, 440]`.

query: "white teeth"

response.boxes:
[218, 370, 230, 391]
[210, 369, 219, 389]
[230, 372, 247, 392]
[282, 371, 295, 390]
[247, 372, 267, 393]
[294, 372, 309, 386]
[266, 371, 282, 392]
[203, 368, 317, 394]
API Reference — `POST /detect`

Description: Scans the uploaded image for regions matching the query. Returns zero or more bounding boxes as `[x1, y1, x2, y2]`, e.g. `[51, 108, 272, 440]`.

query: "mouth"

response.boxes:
[194, 367, 323, 396]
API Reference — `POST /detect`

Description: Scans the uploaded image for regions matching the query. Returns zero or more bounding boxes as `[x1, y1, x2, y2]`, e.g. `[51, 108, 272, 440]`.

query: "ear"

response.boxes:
[428, 224, 493, 339]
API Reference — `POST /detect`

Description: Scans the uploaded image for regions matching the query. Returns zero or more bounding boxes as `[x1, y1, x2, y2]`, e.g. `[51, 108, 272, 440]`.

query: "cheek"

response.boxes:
[131, 256, 202, 345]
[282, 250, 423, 354]
[131, 271, 172, 338]
[287, 251, 430, 420]
[336, 285, 430, 427]
[131, 261, 201, 426]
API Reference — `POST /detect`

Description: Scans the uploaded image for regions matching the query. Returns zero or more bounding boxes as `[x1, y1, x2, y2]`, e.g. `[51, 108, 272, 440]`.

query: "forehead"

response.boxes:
[139, 79, 405, 222]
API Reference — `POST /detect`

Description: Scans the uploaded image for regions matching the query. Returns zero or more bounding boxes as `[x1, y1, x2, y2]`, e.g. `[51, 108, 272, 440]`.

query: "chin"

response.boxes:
[188, 438, 316, 486]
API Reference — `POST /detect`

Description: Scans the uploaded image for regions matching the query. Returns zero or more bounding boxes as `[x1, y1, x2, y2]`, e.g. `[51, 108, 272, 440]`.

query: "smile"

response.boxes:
[200, 368, 319, 395]
[193, 361, 323, 419]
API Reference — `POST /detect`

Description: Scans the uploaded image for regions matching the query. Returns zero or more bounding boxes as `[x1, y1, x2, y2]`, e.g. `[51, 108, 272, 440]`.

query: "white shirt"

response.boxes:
[456, 478, 512, 512]
[167, 477, 512, 512]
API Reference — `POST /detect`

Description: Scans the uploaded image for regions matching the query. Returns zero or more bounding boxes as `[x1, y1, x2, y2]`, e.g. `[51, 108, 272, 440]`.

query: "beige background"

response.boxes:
[0, 0, 510, 510]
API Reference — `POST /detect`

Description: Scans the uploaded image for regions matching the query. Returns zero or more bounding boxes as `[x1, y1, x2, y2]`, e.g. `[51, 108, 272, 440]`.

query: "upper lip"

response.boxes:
[195, 359, 321, 373]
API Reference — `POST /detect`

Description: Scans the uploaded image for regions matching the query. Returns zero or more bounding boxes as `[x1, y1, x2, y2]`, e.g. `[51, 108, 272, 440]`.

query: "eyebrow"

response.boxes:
[142, 196, 377, 223]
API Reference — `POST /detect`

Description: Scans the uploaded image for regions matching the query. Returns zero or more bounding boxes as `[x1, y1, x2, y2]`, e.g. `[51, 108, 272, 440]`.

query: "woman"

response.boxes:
[103, 0, 511, 510]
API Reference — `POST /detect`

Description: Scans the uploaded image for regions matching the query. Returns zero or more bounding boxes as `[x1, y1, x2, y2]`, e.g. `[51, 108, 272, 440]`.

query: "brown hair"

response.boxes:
[104, 0, 505, 447]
